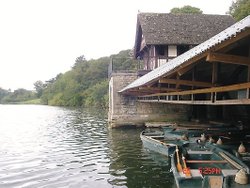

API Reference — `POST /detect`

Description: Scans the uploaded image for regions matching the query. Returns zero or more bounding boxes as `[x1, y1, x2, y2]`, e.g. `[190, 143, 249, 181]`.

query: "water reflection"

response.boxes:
[108, 128, 176, 188]
[0, 105, 175, 188]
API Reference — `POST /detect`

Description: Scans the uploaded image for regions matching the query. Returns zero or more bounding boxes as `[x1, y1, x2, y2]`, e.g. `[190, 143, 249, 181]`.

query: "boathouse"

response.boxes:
[134, 13, 234, 71]
[108, 13, 250, 128]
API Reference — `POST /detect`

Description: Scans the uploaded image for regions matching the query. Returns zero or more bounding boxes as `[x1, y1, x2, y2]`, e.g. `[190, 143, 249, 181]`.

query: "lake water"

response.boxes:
[0, 105, 176, 188]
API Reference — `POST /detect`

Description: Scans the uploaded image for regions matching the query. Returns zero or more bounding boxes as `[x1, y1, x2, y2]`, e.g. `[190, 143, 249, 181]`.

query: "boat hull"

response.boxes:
[140, 131, 176, 156]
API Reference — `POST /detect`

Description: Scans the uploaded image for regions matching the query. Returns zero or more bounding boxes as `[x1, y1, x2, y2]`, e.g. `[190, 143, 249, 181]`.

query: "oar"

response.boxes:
[176, 146, 182, 172]
[182, 154, 192, 178]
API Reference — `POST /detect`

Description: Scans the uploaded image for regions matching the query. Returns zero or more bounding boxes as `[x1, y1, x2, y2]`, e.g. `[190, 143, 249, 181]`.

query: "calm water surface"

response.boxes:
[0, 105, 175, 188]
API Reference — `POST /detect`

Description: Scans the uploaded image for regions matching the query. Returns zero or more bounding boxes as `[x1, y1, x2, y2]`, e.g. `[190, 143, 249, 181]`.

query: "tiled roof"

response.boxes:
[121, 15, 250, 93]
[138, 13, 235, 45]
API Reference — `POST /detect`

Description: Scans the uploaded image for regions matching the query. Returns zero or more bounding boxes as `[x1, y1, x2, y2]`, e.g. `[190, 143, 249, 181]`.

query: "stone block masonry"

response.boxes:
[108, 72, 189, 128]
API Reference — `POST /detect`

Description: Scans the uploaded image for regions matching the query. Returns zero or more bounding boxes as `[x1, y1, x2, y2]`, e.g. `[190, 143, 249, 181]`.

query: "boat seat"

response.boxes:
[190, 169, 203, 178]
[221, 169, 238, 176]
[219, 152, 243, 170]
[179, 170, 202, 178]
[151, 135, 165, 139]
[186, 160, 227, 164]
[187, 150, 213, 155]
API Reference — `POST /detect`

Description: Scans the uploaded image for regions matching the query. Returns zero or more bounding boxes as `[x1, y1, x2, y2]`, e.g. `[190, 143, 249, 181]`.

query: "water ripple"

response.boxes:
[0, 105, 175, 188]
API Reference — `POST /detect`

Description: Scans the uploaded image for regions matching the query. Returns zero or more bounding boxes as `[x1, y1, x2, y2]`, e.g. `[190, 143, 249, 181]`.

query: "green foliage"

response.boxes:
[34, 80, 45, 97]
[40, 49, 134, 109]
[0, 88, 9, 102]
[17, 98, 41, 104]
[82, 80, 109, 108]
[229, 0, 250, 20]
[170, 5, 203, 14]
[1, 88, 37, 104]
[111, 50, 137, 71]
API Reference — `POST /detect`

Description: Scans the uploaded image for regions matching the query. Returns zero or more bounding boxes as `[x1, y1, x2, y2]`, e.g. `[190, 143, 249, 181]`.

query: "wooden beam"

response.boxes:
[125, 87, 180, 96]
[159, 78, 213, 87]
[166, 82, 250, 96]
[142, 82, 250, 97]
[176, 74, 180, 89]
[177, 62, 199, 76]
[206, 52, 250, 66]
[246, 65, 250, 99]
[138, 99, 250, 105]
[138, 86, 180, 92]
[247, 48, 250, 98]
[212, 62, 218, 84]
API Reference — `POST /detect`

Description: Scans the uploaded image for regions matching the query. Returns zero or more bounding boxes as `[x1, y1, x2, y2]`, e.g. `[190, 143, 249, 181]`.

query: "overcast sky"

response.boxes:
[0, 0, 234, 90]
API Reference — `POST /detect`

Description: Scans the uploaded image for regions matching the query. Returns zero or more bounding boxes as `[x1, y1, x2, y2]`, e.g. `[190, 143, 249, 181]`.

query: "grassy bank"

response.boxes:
[16, 98, 42, 105]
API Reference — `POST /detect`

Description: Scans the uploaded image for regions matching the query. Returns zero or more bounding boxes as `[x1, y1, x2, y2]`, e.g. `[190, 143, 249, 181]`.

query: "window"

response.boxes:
[178, 45, 190, 55]
[156, 45, 165, 56]
[168, 45, 177, 57]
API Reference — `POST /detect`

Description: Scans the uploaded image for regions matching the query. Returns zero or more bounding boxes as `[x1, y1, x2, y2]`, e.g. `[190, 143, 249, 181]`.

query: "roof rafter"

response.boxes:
[206, 52, 250, 66]
[159, 78, 213, 88]
[138, 86, 180, 93]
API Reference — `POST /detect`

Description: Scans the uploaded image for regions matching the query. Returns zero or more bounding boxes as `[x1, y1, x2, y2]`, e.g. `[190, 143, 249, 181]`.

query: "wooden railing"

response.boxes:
[108, 57, 144, 79]
[138, 82, 250, 105]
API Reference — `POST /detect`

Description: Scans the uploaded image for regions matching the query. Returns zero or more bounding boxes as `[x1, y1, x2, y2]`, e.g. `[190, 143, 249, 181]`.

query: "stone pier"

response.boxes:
[108, 72, 189, 128]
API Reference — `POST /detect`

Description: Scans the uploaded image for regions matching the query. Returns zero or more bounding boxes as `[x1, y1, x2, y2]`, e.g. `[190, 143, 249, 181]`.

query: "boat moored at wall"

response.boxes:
[171, 142, 250, 188]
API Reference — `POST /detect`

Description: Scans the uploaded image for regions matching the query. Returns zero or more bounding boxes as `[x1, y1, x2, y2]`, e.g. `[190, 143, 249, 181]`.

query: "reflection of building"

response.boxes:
[134, 13, 234, 72]
[108, 13, 243, 128]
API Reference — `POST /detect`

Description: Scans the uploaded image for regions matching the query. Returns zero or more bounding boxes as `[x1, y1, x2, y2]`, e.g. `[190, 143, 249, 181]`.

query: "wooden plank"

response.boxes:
[177, 62, 198, 76]
[212, 62, 218, 85]
[219, 152, 243, 170]
[152, 82, 250, 96]
[214, 99, 250, 105]
[206, 52, 250, 66]
[186, 160, 227, 164]
[138, 87, 180, 92]
[159, 78, 213, 87]
[138, 100, 213, 105]
[138, 99, 250, 105]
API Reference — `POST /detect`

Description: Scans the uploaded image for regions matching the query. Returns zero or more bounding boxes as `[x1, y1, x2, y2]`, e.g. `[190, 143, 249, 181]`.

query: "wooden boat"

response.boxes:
[171, 142, 250, 188]
[140, 130, 188, 156]
[208, 133, 250, 156]
[163, 125, 244, 137]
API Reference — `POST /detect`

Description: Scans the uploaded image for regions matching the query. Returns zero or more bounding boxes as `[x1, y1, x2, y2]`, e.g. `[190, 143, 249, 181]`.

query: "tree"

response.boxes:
[34, 80, 45, 97]
[1, 88, 37, 103]
[229, 0, 250, 21]
[0, 88, 9, 102]
[170, 5, 203, 14]
[73, 55, 87, 69]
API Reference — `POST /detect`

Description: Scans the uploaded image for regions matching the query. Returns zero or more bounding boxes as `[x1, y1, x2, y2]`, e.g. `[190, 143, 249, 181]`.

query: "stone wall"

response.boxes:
[108, 72, 189, 128]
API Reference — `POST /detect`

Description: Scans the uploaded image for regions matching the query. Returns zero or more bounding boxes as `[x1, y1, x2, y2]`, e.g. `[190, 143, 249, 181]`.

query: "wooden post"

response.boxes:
[192, 67, 195, 102]
[247, 66, 250, 99]
[247, 47, 250, 99]
[211, 62, 218, 103]
[176, 74, 180, 89]
[192, 67, 195, 90]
